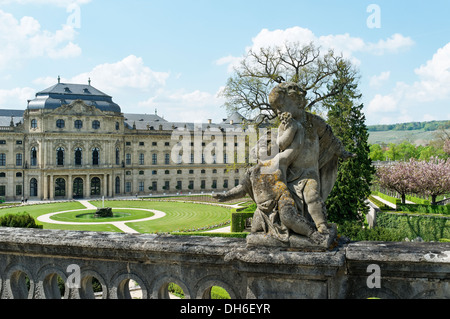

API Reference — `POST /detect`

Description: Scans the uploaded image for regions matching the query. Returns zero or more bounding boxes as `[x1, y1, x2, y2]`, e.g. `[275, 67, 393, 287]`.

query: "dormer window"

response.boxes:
[56, 119, 65, 128]
[92, 120, 100, 130]
[64, 87, 71, 93]
[83, 88, 91, 94]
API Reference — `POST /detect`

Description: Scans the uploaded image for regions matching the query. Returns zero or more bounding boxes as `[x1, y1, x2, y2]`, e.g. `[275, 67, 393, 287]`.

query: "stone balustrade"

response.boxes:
[0, 227, 449, 299]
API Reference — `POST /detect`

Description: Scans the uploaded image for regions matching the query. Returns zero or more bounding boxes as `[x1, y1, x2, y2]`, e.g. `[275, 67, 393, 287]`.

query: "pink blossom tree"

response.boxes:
[376, 158, 450, 205]
[376, 160, 421, 204]
[415, 157, 450, 205]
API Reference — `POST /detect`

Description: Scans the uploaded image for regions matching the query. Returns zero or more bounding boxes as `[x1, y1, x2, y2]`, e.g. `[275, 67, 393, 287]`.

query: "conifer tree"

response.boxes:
[324, 61, 375, 224]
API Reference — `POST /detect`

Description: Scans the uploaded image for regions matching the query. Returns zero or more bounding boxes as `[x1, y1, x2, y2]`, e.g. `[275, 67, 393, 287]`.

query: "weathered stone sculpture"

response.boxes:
[214, 82, 354, 249]
[95, 207, 113, 218]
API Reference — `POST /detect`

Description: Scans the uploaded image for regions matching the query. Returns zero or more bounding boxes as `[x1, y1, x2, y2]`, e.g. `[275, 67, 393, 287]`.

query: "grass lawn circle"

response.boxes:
[50, 208, 155, 223]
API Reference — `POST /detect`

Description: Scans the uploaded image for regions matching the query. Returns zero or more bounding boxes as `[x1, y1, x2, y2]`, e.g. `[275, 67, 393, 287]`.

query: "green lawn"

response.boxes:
[89, 200, 231, 233]
[0, 200, 231, 234]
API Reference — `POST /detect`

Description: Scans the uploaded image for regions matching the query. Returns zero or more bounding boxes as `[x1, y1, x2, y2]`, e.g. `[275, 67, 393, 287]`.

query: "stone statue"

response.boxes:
[214, 82, 354, 249]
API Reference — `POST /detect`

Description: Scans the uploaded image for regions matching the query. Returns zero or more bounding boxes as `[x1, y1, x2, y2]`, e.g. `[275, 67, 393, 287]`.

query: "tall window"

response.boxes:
[31, 119, 37, 129]
[55, 178, 66, 197]
[115, 176, 120, 194]
[126, 153, 131, 165]
[0, 154, 5, 166]
[165, 153, 170, 165]
[56, 147, 65, 166]
[139, 153, 145, 165]
[152, 154, 157, 165]
[30, 178, 38, 197]
[31, 147, 37, 166]
[75, 148, 82, 166]
[91, 177, 101, 196]
[92, 148, 100, 166]
[16, 153, 22, 167]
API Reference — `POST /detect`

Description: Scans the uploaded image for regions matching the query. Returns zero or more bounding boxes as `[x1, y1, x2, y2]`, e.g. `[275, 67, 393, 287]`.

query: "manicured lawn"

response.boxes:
[89, 200, 231, 233]
[50, 208, 154, 223]
[0, 200, 231, 234]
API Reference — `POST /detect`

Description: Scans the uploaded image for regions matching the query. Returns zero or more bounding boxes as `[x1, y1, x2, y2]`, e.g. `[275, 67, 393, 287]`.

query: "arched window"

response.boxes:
[75, 148, 82, 166]
[56, 147, 65, 166]
[31, 147, 37, 166]
[30, 178, 38, 197]
[55, 178, 66, 197]
[92, 148, 100, 166]
[91, 177, 101, 196]
[115, 176, 120, 194]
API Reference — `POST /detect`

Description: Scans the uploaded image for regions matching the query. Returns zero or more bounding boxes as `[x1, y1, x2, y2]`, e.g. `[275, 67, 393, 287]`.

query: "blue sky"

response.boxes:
[0, 0, 450, 125]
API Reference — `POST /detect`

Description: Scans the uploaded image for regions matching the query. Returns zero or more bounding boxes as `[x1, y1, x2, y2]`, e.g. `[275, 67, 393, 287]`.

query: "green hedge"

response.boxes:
[372, 191, 401, 205]
[231, 203, 256, 232]
[368, 195, 391, 211]
[396, 204, 450, 215]
[0, 212, 42, 229]
[376, 211, 450, 242]
[405, 195, 430, 205]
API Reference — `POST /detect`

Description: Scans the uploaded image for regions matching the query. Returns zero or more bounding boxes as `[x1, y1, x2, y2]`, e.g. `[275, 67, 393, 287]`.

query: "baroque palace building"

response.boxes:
[0, 80, 248, 201]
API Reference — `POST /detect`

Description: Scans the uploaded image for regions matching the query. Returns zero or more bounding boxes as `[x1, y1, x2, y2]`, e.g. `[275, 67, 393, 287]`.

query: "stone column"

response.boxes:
[49, 174, 54, 200]
[67, 175, 73, 200]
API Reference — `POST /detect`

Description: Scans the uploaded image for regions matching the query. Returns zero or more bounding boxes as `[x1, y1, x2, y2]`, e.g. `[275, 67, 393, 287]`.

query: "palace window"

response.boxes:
[16, 153, 22, 167]
[115, 148, 120, 165]
[152, 154, 157, 165]
[56, 147, 65, 166]
[92, 148, 100, 166]
[91, 177, 101, 196]
[55, 178, 66, 197]
[74, 120, 83, 129]
[30, 147, 37, 166]
[165, 153, 170, 165]
[115, 176, 120, 194]
[1, 153, 7, 166]
[92, 120, 100, 130]
[126, 153, 131, 165]
[139, 153, 145, 165]
[30, 178, 38, 197]
[56, 119, 65, 128]
[31, 119, 37, 129]
[75, 148, 82, 166]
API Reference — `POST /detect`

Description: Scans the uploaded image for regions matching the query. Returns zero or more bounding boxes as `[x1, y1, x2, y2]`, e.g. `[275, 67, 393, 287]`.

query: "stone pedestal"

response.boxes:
[246, 224, 338, 251]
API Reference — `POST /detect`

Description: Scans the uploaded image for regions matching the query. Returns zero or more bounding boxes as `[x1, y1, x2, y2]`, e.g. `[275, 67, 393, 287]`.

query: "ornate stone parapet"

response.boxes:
[0, 227, 449, 299]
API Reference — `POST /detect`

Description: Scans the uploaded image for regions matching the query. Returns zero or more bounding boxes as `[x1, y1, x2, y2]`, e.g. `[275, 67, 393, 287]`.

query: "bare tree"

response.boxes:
[221, 42, 356, 123]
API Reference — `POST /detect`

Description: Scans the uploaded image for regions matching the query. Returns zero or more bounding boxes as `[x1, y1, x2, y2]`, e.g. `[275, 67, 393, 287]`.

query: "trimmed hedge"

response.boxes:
[368, 195, 391, 211]
[231, 203, 256, 232]
[372, 191, 401, 205]
[396, 203, 450, 215]
[405, 195, 430, 205]
[376, 211, 450, 242]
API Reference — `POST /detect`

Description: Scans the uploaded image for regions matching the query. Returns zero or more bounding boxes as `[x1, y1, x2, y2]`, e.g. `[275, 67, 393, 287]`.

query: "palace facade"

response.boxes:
[0, 81, 248, 201]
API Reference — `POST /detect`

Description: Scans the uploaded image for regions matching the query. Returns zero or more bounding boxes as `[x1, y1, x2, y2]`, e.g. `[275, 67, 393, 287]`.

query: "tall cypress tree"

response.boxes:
[324, 61, 375, 224]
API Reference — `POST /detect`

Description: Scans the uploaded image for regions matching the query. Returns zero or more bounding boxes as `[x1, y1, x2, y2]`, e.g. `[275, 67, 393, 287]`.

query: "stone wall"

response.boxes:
[0, 227, 449, 299]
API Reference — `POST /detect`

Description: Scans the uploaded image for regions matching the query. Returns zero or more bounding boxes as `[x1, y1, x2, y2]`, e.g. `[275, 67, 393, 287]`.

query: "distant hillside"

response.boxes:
[367, 120, 450, 145]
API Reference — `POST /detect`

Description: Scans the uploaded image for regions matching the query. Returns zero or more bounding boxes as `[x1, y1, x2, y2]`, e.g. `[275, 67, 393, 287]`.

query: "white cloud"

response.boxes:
[0, 87, 35, 108]
[367, 94, 398, 114]
[217, 27, 414, 71]
[138, 87, 225, 122]
[0, 10, 82, 69]
[367, 42, 450, 124]
[369, 71, 391, 87]
[34, 55, 170, 93]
